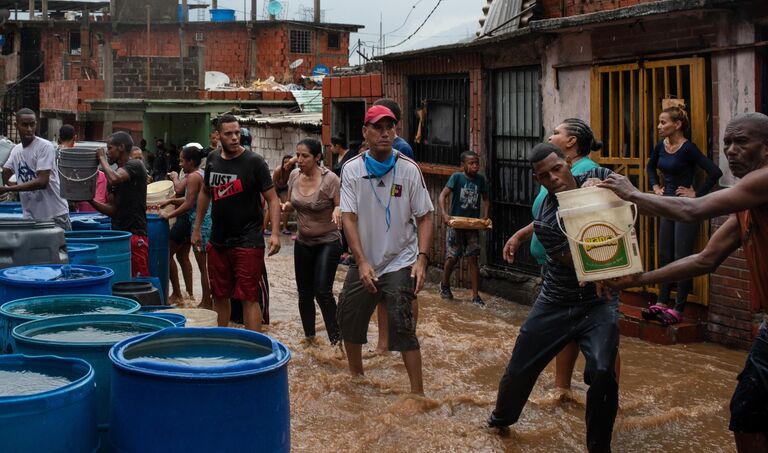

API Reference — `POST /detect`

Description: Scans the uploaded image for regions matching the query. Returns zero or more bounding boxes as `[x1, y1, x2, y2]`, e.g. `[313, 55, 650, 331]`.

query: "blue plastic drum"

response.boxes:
[65, 230, 131, 283]
[0, 264, 114, 304]
[13, 314, 174, 445]
[109, 328, 291, 453]
[0, 294, 140, 354]
[67, 243, 99, 265]
[0, 354, 98, 453]
[147, 215, 170, 305]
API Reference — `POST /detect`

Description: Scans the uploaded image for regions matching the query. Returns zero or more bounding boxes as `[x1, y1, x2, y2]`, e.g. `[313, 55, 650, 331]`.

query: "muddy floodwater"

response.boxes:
[183, 237, 746, 452]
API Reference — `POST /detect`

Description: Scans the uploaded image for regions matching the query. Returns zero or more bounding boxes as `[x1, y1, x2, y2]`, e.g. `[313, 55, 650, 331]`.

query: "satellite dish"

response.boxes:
[289, 59, 304, 69]
[204, 71, 231, 90]
[267, 1, 284, 16]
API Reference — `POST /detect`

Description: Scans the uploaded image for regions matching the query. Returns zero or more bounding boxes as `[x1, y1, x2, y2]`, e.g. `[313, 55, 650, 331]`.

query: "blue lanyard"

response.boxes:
[367, 162, 397, 232]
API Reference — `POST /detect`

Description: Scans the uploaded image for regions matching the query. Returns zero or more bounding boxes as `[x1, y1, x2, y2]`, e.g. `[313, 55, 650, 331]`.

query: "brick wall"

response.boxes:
[541, 0, 666, 19]
[320, 73, 383, 145]
[112, 49, 199, 99]
[39, 79, 105, 113]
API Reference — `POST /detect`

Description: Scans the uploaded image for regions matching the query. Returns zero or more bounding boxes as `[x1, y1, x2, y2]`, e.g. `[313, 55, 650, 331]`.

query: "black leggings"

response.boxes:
[293, 240, 342, 343]
[658, 218, 698, 312]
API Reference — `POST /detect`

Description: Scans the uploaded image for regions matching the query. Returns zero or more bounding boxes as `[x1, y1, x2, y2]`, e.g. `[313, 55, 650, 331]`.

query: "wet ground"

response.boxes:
[178, 235, 746, 452]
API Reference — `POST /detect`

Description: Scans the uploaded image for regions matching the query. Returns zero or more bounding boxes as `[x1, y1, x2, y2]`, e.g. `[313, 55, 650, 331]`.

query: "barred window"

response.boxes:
[327, 32, 340, 50]
[290, 30, 312, 54]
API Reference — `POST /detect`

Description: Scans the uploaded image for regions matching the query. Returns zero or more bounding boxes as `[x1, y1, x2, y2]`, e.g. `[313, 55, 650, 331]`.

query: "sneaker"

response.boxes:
[281, 228, 292, 235]
[471, 295, 485, 306]
[439, 283, 454, 300]
[263, 229, 272, 236]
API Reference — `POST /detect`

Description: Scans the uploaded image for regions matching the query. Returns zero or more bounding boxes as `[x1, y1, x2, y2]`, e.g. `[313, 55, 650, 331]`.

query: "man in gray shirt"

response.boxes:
[337, 105, 434, 395]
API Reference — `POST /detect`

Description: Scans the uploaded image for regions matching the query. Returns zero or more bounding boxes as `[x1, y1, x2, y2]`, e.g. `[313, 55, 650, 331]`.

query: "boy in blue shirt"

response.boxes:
[438, 151, 489, 305]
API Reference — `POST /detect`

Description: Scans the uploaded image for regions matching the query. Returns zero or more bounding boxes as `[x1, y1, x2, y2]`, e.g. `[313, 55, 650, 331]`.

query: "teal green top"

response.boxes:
[529, 157, 600, 264]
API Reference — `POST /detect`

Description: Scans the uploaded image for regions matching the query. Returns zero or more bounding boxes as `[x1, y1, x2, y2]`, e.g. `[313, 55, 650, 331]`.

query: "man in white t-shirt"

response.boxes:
[0, 108, 70, 230]
[338, 105, 434, 395]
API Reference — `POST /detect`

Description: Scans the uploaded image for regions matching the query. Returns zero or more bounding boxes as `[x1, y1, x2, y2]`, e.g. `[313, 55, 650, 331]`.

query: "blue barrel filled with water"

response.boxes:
[0, 264, 114, 304]
[147, 214, 169, 304]
[0, 294, 140, 354]
[67, 243, 99, 265]
[70, 213, 111, 231]
[66, 230, 131, 283]
[109, 327, 291, 453]
[0, 201, 22, 214]
[13, 314, 174, 447]
[0, 354, 98, 453]
[141, 312, 186, 327]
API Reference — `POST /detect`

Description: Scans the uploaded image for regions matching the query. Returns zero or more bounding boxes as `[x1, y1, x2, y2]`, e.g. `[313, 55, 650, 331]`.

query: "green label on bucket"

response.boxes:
[577, 223, 630, 273]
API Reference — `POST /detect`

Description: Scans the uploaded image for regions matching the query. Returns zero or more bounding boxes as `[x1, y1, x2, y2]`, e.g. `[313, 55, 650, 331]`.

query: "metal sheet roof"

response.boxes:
[290, 90, 322, 113]
[481, 0, 524, 37]
[236, 112, 322, 129]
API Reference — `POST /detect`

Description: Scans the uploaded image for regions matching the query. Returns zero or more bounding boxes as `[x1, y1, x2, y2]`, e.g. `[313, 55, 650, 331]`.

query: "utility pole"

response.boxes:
[249, 0, 258, 81]
[379, 12, 382, 57]
[314, 0, 320, 23]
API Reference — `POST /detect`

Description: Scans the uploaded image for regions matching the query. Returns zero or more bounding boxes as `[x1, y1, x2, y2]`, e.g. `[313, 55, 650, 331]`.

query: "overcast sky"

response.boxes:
[210, 0, 484, 63]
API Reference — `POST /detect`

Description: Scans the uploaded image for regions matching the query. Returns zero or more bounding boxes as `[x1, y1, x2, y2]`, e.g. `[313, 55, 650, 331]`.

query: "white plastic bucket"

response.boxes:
[146, 181, 176, 227]
[555, 186, 643, 282]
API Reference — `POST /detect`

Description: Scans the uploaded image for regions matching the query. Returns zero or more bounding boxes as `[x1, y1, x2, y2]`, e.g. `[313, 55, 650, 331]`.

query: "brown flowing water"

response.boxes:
[183, 237, 746, 452]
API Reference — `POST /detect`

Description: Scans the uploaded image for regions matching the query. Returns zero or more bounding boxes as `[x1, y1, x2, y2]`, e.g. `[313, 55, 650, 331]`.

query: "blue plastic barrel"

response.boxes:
[67, 243, 98, 265]
[0, 264, 114, 304]
[66, 230, 131, 283]
[70, 213, 111, 231]
[13, 314, 174, 445]
[0, 294, 140, 354]
[109, 328, 291, 453]
[142, 312, 186, 327]
[147, 215, 169, 305]
[0, 355, 98, 453]
[0, 202, 22, 214]
[210, 8, 236, 21]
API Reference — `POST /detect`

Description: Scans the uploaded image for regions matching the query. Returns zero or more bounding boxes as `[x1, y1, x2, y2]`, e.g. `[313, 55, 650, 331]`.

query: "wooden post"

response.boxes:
[146, 5, 151, 94]
[314, 0, 320, 23]
[42, 0, 48, 21]
[28, 0, 34, 20]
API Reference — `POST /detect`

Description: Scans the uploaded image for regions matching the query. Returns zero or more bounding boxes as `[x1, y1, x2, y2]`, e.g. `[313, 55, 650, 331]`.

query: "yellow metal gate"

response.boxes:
[590, 57, 709, 305]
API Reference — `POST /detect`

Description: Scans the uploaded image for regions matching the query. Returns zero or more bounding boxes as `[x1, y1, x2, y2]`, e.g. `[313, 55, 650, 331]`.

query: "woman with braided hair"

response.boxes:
[501, 118, 620, 397]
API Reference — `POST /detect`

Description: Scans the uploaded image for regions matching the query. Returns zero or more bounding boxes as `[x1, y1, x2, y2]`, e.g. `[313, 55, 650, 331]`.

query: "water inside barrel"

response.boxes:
[10, 302, 126, 317]
[0, 369, 73, 396]
[27, 324, 160, 343]
[125, 339, 271, 367]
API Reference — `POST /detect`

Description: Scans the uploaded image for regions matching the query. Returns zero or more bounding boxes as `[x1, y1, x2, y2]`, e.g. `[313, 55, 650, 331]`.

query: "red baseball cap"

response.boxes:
[364, 105, 397, 125]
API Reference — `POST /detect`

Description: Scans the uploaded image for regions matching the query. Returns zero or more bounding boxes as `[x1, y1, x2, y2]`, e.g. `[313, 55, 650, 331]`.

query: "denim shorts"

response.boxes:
[337, 266, 419, 352]
[729, 322, 768, 436]
[445, 227, 480, 259]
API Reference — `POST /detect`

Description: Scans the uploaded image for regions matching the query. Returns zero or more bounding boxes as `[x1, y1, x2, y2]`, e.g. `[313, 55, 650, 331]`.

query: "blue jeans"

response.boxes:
[490, 297, 620, 452]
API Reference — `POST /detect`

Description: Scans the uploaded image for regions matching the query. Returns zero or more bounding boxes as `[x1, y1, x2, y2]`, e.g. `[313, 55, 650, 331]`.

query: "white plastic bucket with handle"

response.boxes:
[555, 186, 643, 282]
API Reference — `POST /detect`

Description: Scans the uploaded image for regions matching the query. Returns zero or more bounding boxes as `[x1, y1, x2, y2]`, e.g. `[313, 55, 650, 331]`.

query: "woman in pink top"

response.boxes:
[75, 170, 107, 212]
[281, 138, 342, 346]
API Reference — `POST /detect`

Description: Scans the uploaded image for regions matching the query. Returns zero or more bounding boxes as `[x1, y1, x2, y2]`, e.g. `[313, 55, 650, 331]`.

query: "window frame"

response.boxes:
[290, 29, 313, 54]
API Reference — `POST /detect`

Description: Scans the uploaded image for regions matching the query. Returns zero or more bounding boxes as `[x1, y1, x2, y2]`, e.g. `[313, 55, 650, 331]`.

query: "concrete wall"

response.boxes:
[541, 33, 592, 134]
[249, 125, 321, 171]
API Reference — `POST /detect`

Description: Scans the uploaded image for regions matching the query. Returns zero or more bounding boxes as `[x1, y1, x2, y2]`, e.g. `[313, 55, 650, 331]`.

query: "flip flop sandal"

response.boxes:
[641, 304, 665, 321]
[656, 308, 683, 326]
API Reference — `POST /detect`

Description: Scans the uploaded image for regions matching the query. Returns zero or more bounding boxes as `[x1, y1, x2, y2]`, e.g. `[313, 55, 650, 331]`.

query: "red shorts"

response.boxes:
[206, 245, 265, 301]
[131, 234, 150, 277]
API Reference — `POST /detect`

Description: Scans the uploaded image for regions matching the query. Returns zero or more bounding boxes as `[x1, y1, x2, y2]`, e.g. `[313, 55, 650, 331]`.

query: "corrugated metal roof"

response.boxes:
[0, 0, 108, 10]
[236, 112, 322, 129]
[481, 0, 524, 37]
[290, 90, 322, 113]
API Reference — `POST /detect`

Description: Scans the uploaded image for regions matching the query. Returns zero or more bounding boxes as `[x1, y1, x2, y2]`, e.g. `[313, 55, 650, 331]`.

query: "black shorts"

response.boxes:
[729, 322, 768, 436]
[336, 266, 419, 352]
[169, 213, 191, 245]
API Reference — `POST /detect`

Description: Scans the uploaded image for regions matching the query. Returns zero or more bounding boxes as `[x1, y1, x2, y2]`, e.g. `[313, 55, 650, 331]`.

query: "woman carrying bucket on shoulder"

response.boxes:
[645, 105, 722, 325]
[158, 146, 213, 310]
[501, 118, 620, 395]
[280, 138, 342, 347]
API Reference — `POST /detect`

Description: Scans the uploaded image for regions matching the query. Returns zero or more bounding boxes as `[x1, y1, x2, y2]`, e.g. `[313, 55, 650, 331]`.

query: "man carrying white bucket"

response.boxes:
[89, 131, 150, 277]
[599, 112, 768, 453]
[488, 143, 620, 453]
[0, 108, 70, 230]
